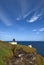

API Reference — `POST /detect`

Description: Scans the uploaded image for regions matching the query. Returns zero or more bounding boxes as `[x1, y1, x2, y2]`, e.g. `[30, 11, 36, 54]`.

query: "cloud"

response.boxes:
[32, 29, 37, 32]
[15, 0, 43, 21]
[23, 0, 43, 19]
[32, 29, 39, 34]
[23, 8, 37, 19]
[39, 28, 44, 32]
[16, 16, 21, 21]
[27, 13, 42, 23]
[32, 28, 44, 32]
[0, 9, 12, 26]
[32, 27, 44, 35]
[16, 17, 21, 21]
[20, 0, 30, 17]
[36, 28, 44, 34]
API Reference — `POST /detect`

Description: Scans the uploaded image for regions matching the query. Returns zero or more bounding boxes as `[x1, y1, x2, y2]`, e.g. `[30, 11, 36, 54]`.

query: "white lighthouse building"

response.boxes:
[10, 39, 17, 45]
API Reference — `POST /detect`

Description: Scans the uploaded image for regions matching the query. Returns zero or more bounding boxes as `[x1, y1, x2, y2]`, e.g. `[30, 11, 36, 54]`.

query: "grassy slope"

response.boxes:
[0, 41, 44, 65]
[0, 41, 12, 65]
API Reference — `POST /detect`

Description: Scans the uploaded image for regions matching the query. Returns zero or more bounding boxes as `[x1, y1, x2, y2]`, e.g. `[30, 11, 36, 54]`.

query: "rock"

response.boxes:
[5, 44, 44, 65]
[6, 48, 37, 65]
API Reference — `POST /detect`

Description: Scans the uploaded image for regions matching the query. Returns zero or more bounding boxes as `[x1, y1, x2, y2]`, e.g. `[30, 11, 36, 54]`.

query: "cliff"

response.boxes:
[0, 41, 44, 65]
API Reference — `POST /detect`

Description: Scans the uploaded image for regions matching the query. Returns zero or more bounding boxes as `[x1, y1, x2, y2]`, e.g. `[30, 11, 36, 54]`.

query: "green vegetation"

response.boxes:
[12, 44, 36, 53]
[36, 55, 44, 65]
[0, 41, 12, 65]
[0, 41, 44, 65]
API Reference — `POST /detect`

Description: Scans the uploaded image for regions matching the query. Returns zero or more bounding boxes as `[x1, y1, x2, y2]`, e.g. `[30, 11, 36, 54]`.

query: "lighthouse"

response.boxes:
[10, 39, 17, 45]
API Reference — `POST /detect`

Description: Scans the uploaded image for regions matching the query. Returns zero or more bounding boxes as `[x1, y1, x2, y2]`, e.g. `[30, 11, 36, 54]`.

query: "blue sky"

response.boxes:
[0, 0, 44, 41]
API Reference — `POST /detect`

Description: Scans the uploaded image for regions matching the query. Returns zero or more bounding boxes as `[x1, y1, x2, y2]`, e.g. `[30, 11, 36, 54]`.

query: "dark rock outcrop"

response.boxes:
[6, 48, 37, 65]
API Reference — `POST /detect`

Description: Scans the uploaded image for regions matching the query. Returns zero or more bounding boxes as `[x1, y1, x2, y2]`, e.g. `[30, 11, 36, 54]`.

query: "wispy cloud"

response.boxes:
[39, 28, 44, 32]
[27, 14, 42, 23]
[32, 29, 39, 34]
[32, 29, 37, 32]
[32, 27, 44, 34]
[16, 16, 21, 21]
[23, 8, 37, 19]
[23, 0, 43, 19]
[0, 9, 12, 26]
[16, 17, 21, 21]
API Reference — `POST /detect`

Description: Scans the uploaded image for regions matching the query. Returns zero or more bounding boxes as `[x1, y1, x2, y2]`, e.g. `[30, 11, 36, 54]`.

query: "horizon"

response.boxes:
[0, 0, 44, 41]
[0, 40, 44, 42]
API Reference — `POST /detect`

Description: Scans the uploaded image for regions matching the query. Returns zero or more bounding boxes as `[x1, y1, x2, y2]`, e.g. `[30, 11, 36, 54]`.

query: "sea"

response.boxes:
[8, 41, 44, 57]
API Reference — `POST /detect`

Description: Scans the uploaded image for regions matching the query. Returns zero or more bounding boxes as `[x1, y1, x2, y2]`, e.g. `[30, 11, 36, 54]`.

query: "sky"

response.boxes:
[0, 0, 44, 41]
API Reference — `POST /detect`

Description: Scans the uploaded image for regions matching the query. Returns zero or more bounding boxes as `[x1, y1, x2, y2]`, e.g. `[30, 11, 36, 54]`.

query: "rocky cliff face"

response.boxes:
[0, 41, 44, 65]
[5, 44, 44, 65]
[6, 49, 36, 65]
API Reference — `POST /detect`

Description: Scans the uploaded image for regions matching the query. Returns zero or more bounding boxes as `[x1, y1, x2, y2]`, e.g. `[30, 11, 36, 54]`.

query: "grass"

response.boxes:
[12, 44, 36, 53]
[0, 41, 44, 65]
[36, 55, 44, 65]
[0, 41, 12, 65]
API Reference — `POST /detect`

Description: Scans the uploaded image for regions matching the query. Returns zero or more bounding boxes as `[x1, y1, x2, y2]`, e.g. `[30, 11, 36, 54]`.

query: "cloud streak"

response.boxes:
[16, 0, 43, 21]
[32, 29, 37, 32]
[39, 28, 44, 32]
[23, 0, 43, 19]
[32, 28, 44, 32]
[0, 9, 12, 26]
[32, 27, 44, 34]
[27, 14, 42, 23]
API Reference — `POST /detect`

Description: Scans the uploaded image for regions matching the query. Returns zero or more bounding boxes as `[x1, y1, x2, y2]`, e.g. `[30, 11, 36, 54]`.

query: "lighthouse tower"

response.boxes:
[10, 39, 17, 45]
